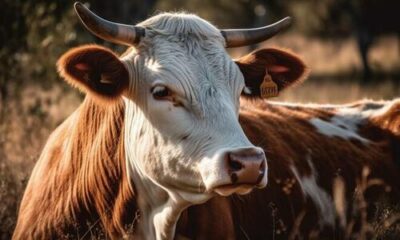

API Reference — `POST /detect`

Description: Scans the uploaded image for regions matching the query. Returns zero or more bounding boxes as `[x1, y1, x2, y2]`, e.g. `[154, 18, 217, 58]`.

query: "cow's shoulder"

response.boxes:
[366, 99, 400, 136]
[14, 98, 136, 239]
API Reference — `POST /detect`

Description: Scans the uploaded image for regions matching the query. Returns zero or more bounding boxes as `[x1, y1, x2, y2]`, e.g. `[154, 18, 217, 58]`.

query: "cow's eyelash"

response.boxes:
[151, 85, 172, 100]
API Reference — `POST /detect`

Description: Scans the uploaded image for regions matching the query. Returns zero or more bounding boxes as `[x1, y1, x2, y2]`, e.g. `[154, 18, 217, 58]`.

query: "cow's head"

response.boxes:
[58, 2, 307, 230]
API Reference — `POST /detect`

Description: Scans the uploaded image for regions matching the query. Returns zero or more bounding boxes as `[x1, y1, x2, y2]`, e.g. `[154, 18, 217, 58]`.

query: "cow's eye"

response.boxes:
[151, 85, 171, 100]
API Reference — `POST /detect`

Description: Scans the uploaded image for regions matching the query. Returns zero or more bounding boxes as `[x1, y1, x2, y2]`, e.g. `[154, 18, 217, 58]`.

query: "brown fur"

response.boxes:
[370, 101, 400, 137]
[57, 45, 129, 103]
[235, 48, 310, 99]
[13, 98, 136, 239]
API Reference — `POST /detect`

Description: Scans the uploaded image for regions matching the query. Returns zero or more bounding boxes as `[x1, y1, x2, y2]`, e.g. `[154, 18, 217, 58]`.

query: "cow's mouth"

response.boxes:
[214, 171, 265, 196]
[213, 180, 266, 196]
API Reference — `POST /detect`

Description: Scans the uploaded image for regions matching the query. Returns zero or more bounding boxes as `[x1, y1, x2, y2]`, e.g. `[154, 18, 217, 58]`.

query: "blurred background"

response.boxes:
[0, 0, 399, 238]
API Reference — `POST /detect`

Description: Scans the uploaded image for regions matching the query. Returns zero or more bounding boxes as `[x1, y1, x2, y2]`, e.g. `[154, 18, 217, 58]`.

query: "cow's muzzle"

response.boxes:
[227, 148, 266, 185]
[200, 147, 268, 196]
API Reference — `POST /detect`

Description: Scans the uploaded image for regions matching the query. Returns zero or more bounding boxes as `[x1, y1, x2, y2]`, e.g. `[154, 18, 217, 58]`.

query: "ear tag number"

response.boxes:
[260, 70, 278, 98]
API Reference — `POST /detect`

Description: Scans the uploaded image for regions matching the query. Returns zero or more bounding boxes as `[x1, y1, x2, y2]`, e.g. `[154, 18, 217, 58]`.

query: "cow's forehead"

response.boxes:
[137, 12, 224, 43]
[126, 13, 243, 101]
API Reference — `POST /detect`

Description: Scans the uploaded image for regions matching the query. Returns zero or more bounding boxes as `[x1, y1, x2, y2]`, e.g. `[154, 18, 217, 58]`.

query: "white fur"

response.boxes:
[308, 99, 398, 143]
[291, 158, 335, 227]
[309, 118, 369, 143]
[119, 13, 266, 240]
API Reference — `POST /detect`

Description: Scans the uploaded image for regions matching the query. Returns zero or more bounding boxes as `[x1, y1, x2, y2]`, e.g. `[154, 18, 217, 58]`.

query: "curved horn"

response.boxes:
[221, 17, 292, 48]
[74, 2, 145, 46]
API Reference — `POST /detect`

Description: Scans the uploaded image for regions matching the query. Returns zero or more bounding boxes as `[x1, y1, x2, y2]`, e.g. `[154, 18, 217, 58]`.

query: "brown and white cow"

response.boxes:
[13, 2, 400, 240]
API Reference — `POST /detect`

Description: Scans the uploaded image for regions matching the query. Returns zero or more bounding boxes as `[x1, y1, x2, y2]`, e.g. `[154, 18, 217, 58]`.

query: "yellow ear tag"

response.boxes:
[260, 70, 278, 98]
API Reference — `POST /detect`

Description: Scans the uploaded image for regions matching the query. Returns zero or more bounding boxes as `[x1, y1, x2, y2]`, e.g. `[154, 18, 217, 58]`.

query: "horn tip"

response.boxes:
[282, 16, 292, 27]
[74, 2, 82, 9]
[74, 2, 86, 15]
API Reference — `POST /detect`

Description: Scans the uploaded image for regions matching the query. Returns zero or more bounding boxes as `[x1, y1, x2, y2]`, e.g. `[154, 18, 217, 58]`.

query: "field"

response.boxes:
[0, 34, 399, 239]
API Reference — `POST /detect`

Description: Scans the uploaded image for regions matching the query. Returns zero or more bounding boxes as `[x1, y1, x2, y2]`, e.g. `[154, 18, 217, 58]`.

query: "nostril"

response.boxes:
[228, 157, 243, 171]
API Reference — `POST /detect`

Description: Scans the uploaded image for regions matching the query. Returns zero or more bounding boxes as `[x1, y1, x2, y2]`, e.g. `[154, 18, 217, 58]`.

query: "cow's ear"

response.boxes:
[57, 44, 129, 102]
[235, 48, 308, 99]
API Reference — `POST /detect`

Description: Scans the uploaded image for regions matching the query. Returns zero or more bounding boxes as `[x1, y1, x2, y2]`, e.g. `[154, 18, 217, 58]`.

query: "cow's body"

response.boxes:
[14, 98, 400, 239]
[13, 6, 400, 240]
[179, 99, 400, 239]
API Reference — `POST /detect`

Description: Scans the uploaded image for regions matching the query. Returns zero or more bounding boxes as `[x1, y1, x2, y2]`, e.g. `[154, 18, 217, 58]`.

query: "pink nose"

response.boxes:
[226, 148, 266, 185]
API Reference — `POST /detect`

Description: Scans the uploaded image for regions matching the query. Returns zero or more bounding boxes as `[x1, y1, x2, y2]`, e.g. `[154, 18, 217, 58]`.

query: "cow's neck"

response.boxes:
[46, 97, 137, 238]
[129, 166, 190, 239]
[123, 99, 191, 240]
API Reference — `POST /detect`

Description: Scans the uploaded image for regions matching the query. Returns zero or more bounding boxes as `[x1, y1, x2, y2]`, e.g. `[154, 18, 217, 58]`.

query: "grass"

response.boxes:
[0, 34, 399, 239]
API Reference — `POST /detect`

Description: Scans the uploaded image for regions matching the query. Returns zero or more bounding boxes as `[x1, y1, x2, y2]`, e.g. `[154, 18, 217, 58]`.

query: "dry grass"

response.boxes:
[0, 86, 81, 240]
[0, 34, 399, 239]
[286, 167, 400, 240]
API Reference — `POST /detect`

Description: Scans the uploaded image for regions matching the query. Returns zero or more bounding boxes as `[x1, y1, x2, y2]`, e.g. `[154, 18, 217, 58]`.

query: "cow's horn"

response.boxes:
[221, 17, 292, 48]
[74, 2, 145, 46]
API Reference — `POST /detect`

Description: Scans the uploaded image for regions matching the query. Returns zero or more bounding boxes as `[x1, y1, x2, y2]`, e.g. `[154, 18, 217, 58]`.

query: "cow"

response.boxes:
[13, 2, 400, 240]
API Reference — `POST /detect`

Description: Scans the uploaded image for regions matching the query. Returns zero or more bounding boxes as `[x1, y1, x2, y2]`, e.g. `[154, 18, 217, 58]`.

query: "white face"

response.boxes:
[122, 13, 268, 203]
